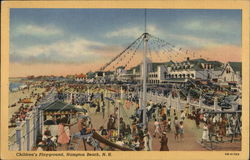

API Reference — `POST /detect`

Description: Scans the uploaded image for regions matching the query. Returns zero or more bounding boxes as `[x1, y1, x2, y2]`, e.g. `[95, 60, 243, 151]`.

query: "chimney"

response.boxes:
[187, 57, 190, 61]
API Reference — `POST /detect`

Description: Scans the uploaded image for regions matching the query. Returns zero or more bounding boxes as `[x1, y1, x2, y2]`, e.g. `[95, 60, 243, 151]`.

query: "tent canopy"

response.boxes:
[39, 100, 87, 112]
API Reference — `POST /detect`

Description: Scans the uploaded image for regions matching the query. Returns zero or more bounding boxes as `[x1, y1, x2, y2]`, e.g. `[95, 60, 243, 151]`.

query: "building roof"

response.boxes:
[76, 73, 86, 78]
[171, 58, 223, 71]
[151, 63, 165, 72]
[192, 63, 203, 71]
[207, 60, 224, 71]
[116, 66, 125, 70]
[39, 100, 87, 112]
[105, 71, 115, 75]
[151, 61, 174, 72]
[229, 62, 242, 74]
[86, 72, 95, 79]
[129, 65, 140, 73]
[188, 58, 207, 64]
[221, 62, 242, 77]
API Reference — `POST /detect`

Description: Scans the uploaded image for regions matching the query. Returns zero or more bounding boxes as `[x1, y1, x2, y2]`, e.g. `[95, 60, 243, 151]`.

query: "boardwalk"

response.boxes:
[56, 101, 240, 151]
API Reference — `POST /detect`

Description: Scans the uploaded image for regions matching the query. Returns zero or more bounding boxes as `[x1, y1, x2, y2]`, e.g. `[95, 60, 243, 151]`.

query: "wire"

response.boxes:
[100, 34, 144, 71]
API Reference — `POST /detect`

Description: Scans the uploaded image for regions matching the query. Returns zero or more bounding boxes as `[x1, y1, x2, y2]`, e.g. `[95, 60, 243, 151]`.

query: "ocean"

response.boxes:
[9, 82, 24, 91]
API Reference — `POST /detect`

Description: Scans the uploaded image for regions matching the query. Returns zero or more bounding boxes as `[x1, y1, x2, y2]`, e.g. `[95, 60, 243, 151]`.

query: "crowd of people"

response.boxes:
[16, 83, 241, 151]
[9, 88, 45, 127]
[188, 108, 242, 144]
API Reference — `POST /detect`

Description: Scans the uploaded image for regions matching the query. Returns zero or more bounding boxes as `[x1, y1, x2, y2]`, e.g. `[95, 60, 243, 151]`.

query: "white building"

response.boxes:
[107, 58, 225, 84]
[163, 58, 223, 83]
[220, 62, 242, 83]
[148, 61, 174, 84]
[115, 66, 127, 81]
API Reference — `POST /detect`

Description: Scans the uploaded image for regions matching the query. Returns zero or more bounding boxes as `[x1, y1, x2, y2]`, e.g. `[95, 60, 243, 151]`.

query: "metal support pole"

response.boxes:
[108, 100, 110, 117]
[199, 95, 202, 109]
[169, 92, 172, 108]
[117, 101, 120, 136]
[187, 93, 191, 115]
[33, 109, 36, 146]
[177, 92, 181, 112]
[139, 90, 142, 109]
[102, 101, 105, 119]
[40, 110, 44, 132]
[142, 33, 149, 130]
[26, 115, 30, 150]
[16, 121, 21, 151]
[214, 97, 218, 111]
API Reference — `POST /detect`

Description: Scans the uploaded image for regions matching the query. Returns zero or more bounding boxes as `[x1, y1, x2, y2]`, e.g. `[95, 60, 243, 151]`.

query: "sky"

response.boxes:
[10, 9, 242, 77]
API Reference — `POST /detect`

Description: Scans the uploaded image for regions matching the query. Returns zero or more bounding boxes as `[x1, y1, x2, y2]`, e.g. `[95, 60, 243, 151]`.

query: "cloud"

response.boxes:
[105, 25, 161, 38]
[105, 26, 140, 38]
[171, 34, 218, 48]
[183, 19, 239, 34]
[14, 24, 63, 37]
[10, 37, 113, 64]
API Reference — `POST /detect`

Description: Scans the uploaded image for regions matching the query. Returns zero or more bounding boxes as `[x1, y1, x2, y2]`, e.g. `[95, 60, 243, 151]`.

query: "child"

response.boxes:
[179, 121, 184, 142]
[174, 117, 179, 141]
[167, 118, 171, 132]
[180, 110, 186, 121]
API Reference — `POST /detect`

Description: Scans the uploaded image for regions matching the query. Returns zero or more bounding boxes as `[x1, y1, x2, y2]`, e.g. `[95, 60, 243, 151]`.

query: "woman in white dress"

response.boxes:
[201, 123, 209, 143]
[153, 119, 161, 138]
[143, 129, 152, 151]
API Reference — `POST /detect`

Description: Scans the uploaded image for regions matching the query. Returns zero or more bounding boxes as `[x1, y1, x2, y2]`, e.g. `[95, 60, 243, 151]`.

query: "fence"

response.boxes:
[8, 107, 40, 151]
[146, 91, 218, 111]
[8, 88, 60, 151]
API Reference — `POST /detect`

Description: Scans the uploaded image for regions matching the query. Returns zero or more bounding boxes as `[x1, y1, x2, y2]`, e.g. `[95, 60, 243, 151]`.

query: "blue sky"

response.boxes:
[9, 9, 242, 76]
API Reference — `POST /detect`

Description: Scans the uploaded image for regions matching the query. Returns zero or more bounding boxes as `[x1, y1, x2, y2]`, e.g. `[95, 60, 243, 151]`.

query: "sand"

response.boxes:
[8, 85, 46, 134]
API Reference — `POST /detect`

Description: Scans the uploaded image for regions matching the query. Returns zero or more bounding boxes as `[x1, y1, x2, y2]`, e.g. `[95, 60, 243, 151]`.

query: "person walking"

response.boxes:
[195, 111, 200, 128]
[167, 118, 171, 132]
[159, 132, 169, 151]
[180, 110, 186, 121]
[201, 123, 209, 144]
[143, 128, 152, 151]
[119, 117, 126, 137]
[167, 106, 171, 117]
[57, 117, 71, 149]
[174, 116, 180, 142]
[124, 124, 132, 139]
[153, 119, 161, 138]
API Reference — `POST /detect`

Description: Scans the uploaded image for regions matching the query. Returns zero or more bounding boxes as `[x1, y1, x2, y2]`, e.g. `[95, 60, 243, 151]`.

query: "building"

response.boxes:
[94, 71, 115, 83]
[148, 61, 174, 84]
[86, 72, 95, 79]
[220, 62, 242, 83]
[115, 66, 127, 81]
[75, 73, 86, 82]
[163, 58, 223, 83]
[91, 57, 227, 85]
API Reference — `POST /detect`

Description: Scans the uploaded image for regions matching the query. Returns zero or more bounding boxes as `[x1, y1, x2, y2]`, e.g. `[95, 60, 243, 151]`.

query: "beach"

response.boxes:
[8, 83, 46, 134]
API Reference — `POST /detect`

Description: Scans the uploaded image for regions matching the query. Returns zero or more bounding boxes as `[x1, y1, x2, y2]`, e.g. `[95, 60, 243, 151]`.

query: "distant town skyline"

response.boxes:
[10, 9, 242, 77]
